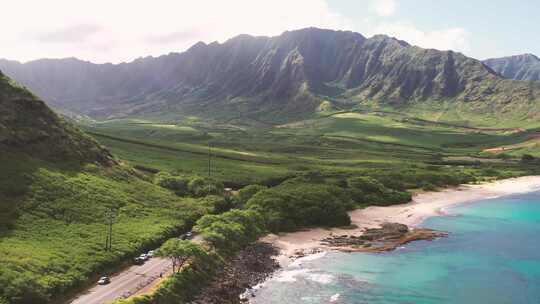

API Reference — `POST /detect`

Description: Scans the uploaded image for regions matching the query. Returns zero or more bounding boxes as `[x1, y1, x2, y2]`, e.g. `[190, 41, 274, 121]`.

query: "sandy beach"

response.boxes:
[263, 176, 540, 266]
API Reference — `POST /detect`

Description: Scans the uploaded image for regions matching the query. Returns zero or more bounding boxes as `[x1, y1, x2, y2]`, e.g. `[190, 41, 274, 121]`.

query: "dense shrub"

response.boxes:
[522, 154, 537, 163]
[188, 177, 224, 197]
[347, 176, 385, 193]
[347, 176, 411, 206]
[193, 209, 266, 255]
[154, 172, 190, 196]
[157, 240, 207, 273]
[197, 195, 231, 214]
[234, 184, 267, 208]
[246, 183, 353, 232]
[480, 167, 499, 176]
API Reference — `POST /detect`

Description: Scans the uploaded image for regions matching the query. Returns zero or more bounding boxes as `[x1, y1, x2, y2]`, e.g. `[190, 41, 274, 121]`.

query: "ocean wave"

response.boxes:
[307, 273, 335, 284]
[274, 268, 311, 282]
[273, 268, 335, 284]
[290, 251, 327, 267]
[330, 293, 341, 302]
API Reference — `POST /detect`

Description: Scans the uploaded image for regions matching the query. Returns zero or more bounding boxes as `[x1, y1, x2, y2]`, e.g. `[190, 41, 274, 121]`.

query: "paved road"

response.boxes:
[70, 258, 172, 304]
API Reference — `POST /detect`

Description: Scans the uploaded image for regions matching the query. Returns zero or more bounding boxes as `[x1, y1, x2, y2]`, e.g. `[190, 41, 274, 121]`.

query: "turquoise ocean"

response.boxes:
[252, 191, 540, 304]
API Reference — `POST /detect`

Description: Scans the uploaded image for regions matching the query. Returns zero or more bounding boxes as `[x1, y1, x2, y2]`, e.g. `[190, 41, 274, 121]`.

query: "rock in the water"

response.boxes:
[321, 222, 447, 253]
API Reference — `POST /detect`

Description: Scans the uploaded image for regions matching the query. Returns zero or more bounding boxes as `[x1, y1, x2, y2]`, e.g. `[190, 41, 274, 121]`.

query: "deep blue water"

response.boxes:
[252, 192, 540, 304]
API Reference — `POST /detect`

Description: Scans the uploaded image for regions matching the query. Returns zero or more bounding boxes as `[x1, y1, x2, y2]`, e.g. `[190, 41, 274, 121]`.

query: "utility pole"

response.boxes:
[207, 141, 211, 178]
[105, 207, 118, 251]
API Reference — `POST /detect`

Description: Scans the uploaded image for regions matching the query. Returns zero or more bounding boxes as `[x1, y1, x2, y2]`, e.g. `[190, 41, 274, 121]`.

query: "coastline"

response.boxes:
[262, 176, 540, 267]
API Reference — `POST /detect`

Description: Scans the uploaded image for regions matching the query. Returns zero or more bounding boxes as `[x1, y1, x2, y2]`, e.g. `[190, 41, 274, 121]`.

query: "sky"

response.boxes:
[1, 0, 539, 63]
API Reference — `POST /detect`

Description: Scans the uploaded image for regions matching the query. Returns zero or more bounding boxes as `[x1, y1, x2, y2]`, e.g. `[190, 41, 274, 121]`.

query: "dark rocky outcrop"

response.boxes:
[191, 242, 280, 304]
[321, 222, 447, 252]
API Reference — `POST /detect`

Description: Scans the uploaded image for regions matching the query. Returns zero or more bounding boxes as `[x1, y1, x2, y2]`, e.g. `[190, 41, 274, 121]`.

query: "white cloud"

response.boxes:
[372, 0, 398, 17]
[0, 0, 351, 63]
[32, 24, 103, 43]
[0, 0, 473, 63]
[364, 22, 471, 54]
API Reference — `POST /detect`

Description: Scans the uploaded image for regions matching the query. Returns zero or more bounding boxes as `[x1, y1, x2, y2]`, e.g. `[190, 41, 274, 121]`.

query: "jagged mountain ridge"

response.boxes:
[484, 54, 540, 82]
[1, 28, 540, 123]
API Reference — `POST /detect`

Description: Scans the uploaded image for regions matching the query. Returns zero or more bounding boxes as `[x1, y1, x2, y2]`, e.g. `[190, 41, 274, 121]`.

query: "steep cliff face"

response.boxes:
[1, 28, 539, 123]
[484, 54, 540, 82]
[0, 71, 112, 163]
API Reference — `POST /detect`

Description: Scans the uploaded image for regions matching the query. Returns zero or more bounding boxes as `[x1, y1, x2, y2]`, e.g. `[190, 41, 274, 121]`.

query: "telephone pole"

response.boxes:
[207, 141, 211, 178]
[105, 207, 118, 251]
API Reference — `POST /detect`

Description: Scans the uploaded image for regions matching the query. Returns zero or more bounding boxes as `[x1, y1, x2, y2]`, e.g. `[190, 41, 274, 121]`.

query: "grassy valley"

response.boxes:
[82, 109, 535, 189]
[4, 27, 540, 304]
[3, 77, 539, 302]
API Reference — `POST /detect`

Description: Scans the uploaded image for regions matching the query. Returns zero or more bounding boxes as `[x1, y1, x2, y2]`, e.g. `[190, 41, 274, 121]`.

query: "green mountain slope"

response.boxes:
[0, 71, 112, 163]
[0, 72, 211, 304]
[3, 28, 540, 126]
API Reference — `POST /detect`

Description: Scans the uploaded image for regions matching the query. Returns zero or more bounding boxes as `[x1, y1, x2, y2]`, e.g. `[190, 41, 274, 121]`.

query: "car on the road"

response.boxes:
[179, 231, 194, 240]
[97, 276, 110, 285]
[133, 257, 145, 265]
[139, 254, 149, 261]
[147, 250, 155, 258]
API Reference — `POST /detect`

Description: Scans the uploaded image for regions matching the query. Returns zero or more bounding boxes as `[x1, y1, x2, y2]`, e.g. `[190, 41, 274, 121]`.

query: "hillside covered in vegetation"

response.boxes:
[0, 72, 222, 304]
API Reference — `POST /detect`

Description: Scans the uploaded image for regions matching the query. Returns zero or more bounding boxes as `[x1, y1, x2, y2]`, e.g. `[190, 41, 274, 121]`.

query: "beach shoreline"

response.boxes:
[262, 176, 540, 267]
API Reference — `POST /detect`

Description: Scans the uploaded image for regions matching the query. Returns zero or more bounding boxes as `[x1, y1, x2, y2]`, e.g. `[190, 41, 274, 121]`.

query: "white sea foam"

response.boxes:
[250, 283, 264, 290]
[330, 293, 341, 302]
[307, 273, 334, 284]
[274, 268, 311, 282]
[289, 251, 327, 267]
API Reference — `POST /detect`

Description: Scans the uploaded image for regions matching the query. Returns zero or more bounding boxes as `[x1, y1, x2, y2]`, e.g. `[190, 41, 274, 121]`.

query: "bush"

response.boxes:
[188, 177, 224, 197]
[480, 167, 499, 176]
[346, 176, 411, 206]
[197, 195, 231, 214]
[155, 173, 225, 198]
[234, 184, 267, 208]
[347, 176, 385, 193]
[522, 154, 537, 163]
[246, 183, 352, 232]
[420, 182, 437, 191]
[157, 240, 207, 273]
[154, 172, 190, 196]
[194, 209, 265, 255]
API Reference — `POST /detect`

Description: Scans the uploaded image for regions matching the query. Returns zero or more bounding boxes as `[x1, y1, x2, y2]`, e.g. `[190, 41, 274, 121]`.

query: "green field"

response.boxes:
[82, 110, 536, 188]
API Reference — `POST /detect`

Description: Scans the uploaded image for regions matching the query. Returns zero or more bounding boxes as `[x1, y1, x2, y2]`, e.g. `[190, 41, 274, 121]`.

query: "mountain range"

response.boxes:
[484, 54, 540, 82]
[2, 27, 540, 124]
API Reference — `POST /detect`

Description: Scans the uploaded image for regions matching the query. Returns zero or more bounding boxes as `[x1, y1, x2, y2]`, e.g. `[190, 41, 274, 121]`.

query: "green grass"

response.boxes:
[0, 153, 213, 304]
[81, 111, 534, 187]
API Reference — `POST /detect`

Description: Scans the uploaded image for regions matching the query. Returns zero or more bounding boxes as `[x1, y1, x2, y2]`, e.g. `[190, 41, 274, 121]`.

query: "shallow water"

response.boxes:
[252, 191, 540, 304]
